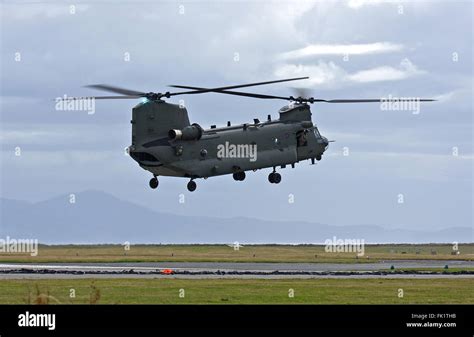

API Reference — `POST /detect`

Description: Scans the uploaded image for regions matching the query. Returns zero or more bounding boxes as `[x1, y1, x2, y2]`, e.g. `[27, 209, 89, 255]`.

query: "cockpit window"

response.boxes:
[313, 128, 321, 138]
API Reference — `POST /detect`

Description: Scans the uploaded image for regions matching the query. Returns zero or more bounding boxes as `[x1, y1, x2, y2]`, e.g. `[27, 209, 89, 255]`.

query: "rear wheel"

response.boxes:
[149, 177, 159, 189]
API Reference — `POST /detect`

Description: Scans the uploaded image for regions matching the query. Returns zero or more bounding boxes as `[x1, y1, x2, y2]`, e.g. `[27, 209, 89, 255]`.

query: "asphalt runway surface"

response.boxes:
[0, 260, 473, 279]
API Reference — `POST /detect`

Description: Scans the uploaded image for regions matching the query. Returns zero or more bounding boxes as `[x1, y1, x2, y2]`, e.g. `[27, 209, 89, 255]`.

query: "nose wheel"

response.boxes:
[149, 177, 159, 189]
[268, 172, 281, 184]
[187, 180, 197, 192]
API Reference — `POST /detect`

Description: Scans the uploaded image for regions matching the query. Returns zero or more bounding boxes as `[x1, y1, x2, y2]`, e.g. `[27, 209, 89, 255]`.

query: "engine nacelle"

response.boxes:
[168, 123, 203, 141]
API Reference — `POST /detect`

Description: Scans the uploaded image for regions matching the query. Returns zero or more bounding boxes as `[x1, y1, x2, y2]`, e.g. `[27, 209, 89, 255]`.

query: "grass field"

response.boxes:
[0, 278, 472, 304]
[0, 243, 472, 263]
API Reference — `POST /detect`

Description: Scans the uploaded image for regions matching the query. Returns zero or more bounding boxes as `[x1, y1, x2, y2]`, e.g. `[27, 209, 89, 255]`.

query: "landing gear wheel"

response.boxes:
[149, 177, 159, 189]
[268, 172, 281, 184]
[316, 155, 322, 161]
[268, 172, 275, 183]
[233, 172, 246, 181]
[187, 180, 197, 192]
[273, 173, 281, 184]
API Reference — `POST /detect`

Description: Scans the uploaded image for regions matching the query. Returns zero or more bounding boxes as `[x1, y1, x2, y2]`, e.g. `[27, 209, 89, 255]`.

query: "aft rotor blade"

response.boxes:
[59, 95, 142, 100]
[168, 77, 309, 93]
[84, 84, 146, 96]
[92, 95, 143, 99]
[83, 84, 275, 99]
[168, 86, 292, 100]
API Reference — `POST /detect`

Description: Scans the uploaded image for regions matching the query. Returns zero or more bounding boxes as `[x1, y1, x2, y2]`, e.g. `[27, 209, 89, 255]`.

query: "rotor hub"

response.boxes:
[145, 92, 162, 101]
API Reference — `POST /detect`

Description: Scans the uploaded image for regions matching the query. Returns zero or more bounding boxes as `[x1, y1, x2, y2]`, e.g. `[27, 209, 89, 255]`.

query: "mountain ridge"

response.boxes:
[0, 190, 471, 244]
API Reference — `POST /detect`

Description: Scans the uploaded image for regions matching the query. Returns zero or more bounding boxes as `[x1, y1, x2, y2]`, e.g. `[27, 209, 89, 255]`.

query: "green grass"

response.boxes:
[0, 243, 472, 263]
[0, 278, 472, 304]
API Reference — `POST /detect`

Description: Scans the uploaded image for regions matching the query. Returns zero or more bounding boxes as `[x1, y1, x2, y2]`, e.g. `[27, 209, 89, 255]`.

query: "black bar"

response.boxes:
[0, 305, 472, 335]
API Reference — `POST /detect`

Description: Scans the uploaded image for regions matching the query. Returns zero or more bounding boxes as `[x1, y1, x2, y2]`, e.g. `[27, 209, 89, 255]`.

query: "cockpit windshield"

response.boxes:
[313, 128, 321, 138]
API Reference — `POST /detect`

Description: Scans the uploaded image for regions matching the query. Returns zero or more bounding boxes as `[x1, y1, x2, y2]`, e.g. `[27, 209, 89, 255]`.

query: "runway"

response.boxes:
[0, 260, 473, 279]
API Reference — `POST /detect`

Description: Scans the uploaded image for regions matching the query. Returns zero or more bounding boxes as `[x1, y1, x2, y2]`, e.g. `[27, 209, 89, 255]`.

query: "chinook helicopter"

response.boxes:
[73, 77, 434, 191]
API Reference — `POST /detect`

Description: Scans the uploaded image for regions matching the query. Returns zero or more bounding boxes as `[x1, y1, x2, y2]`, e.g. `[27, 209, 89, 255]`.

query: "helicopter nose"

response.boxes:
[322, 136, 329, 147]
[321, 137, 330, 151]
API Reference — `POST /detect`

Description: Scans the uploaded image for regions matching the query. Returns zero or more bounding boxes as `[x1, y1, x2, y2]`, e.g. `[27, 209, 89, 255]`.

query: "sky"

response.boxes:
[1, 0, 472, 232]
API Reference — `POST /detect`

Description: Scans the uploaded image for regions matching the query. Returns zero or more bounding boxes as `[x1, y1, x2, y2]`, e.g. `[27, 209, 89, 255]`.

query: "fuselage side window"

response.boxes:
[297, 130, 308, 147]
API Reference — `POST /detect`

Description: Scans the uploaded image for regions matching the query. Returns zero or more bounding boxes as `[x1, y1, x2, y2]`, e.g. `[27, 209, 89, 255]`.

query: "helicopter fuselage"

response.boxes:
[128, 101, 328, 180]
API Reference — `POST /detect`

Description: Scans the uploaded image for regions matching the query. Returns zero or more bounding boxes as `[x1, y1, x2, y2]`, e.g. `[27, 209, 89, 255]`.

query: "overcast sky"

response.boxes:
[1, 0, 472, 232]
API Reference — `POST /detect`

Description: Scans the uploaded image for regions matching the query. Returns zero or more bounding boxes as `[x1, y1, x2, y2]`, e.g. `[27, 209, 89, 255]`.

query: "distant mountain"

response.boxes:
[0, 190, 471, 244]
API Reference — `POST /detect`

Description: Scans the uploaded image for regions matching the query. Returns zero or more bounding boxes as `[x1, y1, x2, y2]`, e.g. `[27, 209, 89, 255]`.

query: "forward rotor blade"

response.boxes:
[206, 90, 291, 100]
[168, 77, 309, 93]
[178, 88, 437, 104]
[318, 98, 436, 103]
[84, 84, 145, 96]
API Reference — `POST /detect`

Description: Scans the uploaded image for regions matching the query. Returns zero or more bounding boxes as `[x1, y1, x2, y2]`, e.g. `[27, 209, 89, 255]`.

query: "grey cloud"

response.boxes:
[0, 0, 472, 232]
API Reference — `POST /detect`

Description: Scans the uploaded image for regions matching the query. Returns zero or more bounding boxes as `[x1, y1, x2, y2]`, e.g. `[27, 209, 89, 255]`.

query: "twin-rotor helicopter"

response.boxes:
[68, 77, 434, 191]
